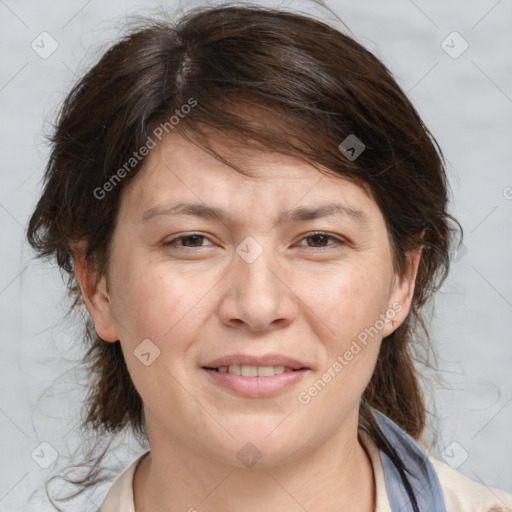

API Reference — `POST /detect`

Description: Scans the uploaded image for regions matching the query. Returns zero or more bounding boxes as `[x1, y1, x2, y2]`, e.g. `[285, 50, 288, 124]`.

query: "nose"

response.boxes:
[218, 240, 297, 332]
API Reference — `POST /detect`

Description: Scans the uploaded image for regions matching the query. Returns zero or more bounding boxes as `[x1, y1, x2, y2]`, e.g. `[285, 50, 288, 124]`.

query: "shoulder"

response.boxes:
[100, 451, 149, 511]
[427, 453, 512, 512]
[369, 408, 512, 512]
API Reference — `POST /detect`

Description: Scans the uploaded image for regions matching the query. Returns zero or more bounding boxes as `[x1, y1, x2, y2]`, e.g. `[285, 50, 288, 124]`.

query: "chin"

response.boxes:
[205, 426, 307, 470]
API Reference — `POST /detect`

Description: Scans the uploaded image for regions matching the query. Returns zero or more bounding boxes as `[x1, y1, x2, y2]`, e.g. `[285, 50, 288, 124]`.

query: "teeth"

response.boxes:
[258, 366, 280, 376]
[227, 365, 241, 375]
[217, 365, 290, 376]
[242, 365, 258, 377]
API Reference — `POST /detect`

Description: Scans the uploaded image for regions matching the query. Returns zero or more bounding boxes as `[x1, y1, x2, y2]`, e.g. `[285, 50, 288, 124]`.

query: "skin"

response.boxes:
[74, 133, 421, 512]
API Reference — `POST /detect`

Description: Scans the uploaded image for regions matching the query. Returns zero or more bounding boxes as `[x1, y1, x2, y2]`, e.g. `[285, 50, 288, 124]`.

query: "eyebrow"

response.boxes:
[140, 201, 369, 226]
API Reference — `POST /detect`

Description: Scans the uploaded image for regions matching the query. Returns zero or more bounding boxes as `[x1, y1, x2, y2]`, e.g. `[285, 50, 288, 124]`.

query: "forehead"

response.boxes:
[118, 134, 381, 227]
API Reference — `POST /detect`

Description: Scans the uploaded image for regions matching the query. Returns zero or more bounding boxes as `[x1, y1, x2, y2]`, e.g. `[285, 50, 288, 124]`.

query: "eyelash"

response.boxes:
[163, 232, 345, 251]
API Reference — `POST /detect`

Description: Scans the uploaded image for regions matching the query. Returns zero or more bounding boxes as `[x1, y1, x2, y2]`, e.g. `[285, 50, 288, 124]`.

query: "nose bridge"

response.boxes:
[236, 235, 281, 298]
[238, 236, 278, 289]
[220, 235, 295, 330]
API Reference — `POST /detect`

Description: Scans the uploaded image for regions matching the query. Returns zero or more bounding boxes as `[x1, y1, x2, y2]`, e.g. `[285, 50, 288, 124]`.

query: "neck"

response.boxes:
[134, 418, 375, 512]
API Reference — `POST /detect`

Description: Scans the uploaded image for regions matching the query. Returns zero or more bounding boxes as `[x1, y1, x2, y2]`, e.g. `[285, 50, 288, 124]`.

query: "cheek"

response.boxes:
[108, 257, 208, 407]
[296, 269, 386, 419]
[108, 255, 200, 340]
[309, 263, 392, 348]
[299, 263, 390, 399]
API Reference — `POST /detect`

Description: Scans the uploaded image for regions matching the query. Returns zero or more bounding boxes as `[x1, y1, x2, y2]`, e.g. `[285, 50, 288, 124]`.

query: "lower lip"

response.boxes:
[202, 368, 308, 398]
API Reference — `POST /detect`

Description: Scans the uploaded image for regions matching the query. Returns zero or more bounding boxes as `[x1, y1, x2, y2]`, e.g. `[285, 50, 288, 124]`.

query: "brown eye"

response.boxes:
[305, 234, 331, 247]
[164, 234, 212, 249]
[298, 232, 343, 249]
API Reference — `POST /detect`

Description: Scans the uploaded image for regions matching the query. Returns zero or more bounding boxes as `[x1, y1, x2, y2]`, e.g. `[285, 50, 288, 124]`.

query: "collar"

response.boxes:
[101, 411, 446, 512]
[371, 408, 446, 512]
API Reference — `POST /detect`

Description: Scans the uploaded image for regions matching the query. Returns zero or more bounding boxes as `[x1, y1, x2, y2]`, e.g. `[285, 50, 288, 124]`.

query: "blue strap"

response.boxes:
[372, 409, 446, 512]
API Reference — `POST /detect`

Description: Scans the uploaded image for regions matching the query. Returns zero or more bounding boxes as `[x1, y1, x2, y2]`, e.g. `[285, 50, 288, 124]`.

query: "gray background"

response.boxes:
[1, 0, 511, 510]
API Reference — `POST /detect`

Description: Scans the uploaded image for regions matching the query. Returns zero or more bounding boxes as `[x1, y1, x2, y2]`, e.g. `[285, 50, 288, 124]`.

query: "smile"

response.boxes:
[202, 365, 308, 398]
[206, 364, 300, 377]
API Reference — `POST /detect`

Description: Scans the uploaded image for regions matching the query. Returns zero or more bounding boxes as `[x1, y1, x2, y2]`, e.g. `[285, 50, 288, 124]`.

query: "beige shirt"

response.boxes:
[100, 432, 512, 512]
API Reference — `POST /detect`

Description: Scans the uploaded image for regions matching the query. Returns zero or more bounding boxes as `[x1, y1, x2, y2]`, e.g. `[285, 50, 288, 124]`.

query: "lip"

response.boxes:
[201, 353, 310, 398]
[202, 354, 308, 370]
[202, 367, 308, 398]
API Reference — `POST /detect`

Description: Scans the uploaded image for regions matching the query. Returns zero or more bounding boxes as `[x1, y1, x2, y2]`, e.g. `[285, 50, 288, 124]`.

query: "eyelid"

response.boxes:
[163, 231, 346, 250]
[163, 232, 214, 247]
[295, 231, 346, 248]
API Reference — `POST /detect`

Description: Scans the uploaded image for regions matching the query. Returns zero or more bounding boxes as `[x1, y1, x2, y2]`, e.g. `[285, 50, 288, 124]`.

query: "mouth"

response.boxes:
[201, 355, 310, 398]
[202, 364, 306, 377]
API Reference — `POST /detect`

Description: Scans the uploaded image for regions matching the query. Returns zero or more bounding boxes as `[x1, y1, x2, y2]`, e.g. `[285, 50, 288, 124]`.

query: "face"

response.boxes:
[79, 134, 419, 469]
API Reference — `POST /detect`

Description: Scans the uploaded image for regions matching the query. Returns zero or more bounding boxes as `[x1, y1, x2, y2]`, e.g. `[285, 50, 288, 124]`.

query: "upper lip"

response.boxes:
[202, 354, 308, 370]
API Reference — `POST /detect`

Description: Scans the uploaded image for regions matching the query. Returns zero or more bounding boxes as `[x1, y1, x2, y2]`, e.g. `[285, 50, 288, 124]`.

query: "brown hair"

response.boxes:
[27, 4, 460, 509]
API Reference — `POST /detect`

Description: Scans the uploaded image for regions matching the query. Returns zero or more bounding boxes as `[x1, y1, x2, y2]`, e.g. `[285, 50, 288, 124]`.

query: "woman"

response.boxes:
[26, 4, 512, 511]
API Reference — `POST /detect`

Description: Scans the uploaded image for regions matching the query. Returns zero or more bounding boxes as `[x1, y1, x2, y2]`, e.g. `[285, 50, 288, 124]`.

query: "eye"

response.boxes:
[162, 231, 345, 252]
[163, 233, 213, 249]
[297, 232, 345, 250]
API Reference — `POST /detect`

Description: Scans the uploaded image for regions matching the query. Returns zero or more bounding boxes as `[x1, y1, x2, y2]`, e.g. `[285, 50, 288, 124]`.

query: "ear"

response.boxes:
[381, 245, 423, 338]
[71, 242, 119, 342]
